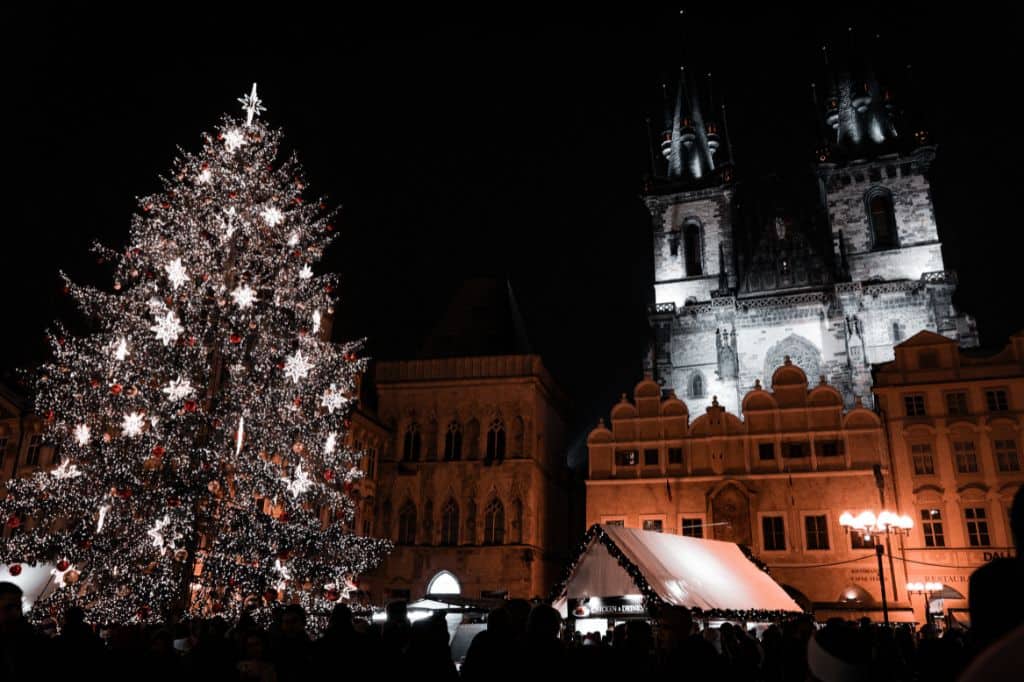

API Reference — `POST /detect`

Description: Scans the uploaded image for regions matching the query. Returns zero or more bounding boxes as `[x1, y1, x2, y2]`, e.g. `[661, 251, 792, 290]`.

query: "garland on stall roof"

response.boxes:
[549, 524, 804, 622]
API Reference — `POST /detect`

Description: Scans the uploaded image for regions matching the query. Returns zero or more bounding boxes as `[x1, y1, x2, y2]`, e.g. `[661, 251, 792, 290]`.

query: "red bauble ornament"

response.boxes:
[184, 400, 197, 413]
[200, 162, 209, 170]
[79, 539, 93, 549]
[117, 487, 132, 499]
[343, 482, 354, 493]
[8, 564, 22, 577]
[276, 361, 285, 369]
[167, 497, 181, 507]
[152, 445, 166, 458]
[160, 202, 170, 209]
[212, 418, 222, 428]
[137, 606, 151, 619]
[188, 336, 198, 346]
[62, 285, 71, 295]
[263, 589, 278, 602]
[324, 285, 334, 293]
[47, 410, 55, 422]
[230, 334, 242, 344]
[326, 224, 335, 233]
[293, 196, 303, 205]
[111, 383, 123, 395]
[325, 589, 339, 602]
[324, 469, 334, 482]
[292, 397, 302, 407]
[6, 516, 21, 529]
[90, 378, 100, 388]
[56, 559, 70, 572]
[227, 192, 237, 199]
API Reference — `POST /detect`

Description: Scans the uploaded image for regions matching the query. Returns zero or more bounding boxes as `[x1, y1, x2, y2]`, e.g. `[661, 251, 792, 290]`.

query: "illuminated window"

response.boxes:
[985, 390, 1009, 412]
[398, 501, 417, 545]
[921, 508, 945, 547]
[946, 392, 969, 416]
[444, 421, 463, 461]
[965, 507, 990, 547]
[995, 439, 1020, 472]
[891, 321, 905, 343]
[604, 519, 625, 527]
[25, 435, 43, 466]
[683, 223, 703, 276]
[805, 515, 830, 550]
[904, 394, 926, 417]
[642, 518, 664, 533]
[402, 423, 421, 462]
[669, 230, 680, 257]
[911, 443, 935, 475]
[953, 441, 978, 473]
[762, 516, 786, 551]
[427, 570, 461, 596]
[365, 446, 376, 478]
[440, 499, 459, 546]
[484, 499, 505, 545]
[680, 518, 703, 538]
[866, 188, 898, 249]
[615, 450, 638, 466]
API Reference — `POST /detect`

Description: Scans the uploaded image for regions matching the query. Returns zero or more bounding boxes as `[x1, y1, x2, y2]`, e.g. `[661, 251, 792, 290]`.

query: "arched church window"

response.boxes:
[402, 422, 421, 462]
[484, 499, 505, 545]
[866, 188, 898, 249]
[486, 418, 506, 465]
[690, 373, 705, 398]
[398, 501, 417, 545]
[440, 499, 460, 546]
[669, 229, 680, 257]
[444, 421, 463, 461]
[683, 223, 703, 276]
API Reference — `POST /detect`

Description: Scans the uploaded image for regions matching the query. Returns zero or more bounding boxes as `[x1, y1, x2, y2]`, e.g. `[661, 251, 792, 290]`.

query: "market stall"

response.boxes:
[552, 524, 803, 632]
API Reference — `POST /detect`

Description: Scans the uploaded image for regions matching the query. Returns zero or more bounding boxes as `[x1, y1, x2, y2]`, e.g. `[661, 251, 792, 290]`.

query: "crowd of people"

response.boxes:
[2, 488, 1021, 680]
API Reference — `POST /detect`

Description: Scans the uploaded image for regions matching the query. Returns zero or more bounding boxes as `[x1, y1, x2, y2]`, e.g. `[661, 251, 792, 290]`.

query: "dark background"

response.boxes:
[7, 7, 1022, 465]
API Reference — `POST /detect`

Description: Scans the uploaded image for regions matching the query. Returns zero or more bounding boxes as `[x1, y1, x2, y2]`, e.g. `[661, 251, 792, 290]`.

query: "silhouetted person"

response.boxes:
[523, 605, 566, 676]
[653, 605, 724, 679]
[400, 612, 457, 681]
[461, 606, 514, 682]
[0, 582, 55, 677]
[270, 605, 313, 682]
[968, 558, 1024, 652]
[237, 630, 277, 682]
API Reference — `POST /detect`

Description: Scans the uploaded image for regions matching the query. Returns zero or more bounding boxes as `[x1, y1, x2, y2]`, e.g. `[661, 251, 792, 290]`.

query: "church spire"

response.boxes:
[656, 65, 726, 184]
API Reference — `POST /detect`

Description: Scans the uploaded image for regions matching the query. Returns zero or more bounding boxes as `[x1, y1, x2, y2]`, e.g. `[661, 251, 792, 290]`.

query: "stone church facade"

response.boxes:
[645, 61, 978, 416]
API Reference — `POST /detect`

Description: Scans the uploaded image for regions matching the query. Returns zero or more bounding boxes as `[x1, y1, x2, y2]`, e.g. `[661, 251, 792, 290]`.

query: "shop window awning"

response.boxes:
[552, 525, 802, 620]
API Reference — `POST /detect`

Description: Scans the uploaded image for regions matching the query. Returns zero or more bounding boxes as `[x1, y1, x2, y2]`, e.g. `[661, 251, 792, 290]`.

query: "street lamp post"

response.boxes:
[839, 510, 913, 627]
[906, 581, 943, 628]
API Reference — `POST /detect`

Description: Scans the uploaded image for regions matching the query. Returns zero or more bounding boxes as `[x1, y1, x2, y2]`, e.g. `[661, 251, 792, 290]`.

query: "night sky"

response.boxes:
[7, 8, 1022, 462]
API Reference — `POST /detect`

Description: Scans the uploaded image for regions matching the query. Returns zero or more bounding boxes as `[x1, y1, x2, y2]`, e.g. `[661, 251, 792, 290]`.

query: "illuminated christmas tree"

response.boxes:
[0, 84, 389, 624]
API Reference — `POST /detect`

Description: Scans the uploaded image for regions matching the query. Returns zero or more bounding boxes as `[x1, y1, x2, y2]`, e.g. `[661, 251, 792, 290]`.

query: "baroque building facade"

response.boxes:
[585, 366, 907, 620]
[361, 354, 569, 603]
[873, 330, 1023, 623]
[645, 58, 978, 416]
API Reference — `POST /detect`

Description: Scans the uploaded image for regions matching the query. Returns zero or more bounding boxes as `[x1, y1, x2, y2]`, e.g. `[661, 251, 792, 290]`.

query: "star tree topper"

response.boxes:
[238, 82, 266, 127]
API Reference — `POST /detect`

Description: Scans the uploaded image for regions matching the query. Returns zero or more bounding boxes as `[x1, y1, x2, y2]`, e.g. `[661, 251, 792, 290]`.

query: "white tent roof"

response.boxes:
[556, 525, 801, 616]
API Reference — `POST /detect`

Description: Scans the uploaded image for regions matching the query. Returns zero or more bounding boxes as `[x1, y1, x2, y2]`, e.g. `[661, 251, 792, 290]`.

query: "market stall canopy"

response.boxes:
[553, 525, 802, 619]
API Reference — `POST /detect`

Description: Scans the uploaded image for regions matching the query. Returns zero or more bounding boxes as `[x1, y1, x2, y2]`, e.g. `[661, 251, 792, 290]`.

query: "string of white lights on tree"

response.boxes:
[0, 83, 391, 625]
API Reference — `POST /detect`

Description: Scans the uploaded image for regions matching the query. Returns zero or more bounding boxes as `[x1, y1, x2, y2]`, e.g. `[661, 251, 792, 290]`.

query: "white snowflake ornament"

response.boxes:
[122, 412, 145, 438]
[162, 377, 194, 402]
[231, 284, 258, 309]
[74, 423, 91, 446]
[283, 350, 313, 384]
[165, 258, 188, 290]
[150, 310, 184, 346]
[223, 128, 246, 152]
[320, 384, 347, 414]
[262, 206, 284, 227]
[299, 264, 313, 280]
